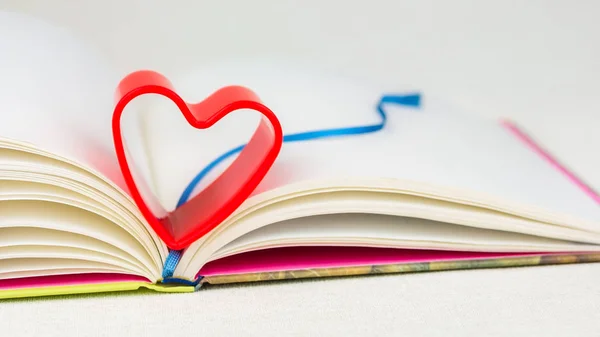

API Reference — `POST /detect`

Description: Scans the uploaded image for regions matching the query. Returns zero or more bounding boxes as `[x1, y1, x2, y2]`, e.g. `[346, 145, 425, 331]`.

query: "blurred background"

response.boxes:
[2, 0, 599, 187]
[1, 2, 600, 335]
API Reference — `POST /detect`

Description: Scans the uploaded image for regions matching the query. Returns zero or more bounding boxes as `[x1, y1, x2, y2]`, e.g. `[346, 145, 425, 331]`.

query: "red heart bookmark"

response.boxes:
[112, 70, 283, 250]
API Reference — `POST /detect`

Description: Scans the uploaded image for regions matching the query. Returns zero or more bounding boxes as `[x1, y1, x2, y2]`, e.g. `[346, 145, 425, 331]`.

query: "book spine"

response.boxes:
[161, 250, 202, 287]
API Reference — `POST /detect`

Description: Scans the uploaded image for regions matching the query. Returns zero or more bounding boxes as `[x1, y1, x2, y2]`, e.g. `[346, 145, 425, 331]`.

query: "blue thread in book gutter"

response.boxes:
[160, 93, 422, 283]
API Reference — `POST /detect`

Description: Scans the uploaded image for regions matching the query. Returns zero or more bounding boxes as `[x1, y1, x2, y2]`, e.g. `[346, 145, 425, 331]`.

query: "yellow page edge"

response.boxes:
[0, 281, 195, 300]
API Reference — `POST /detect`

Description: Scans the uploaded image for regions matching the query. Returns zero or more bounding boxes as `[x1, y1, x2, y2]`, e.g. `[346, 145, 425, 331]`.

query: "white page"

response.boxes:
[0, 11, 149, 191]
[214, 214, 598, 261]
[0, 12, 166, 265]
[0, 245, 145, 276]
[0, 142, 167, 264]
[0, 146, 157, 250]
[0, 227, 146, 272]
[141, 59, 398, 210]
[141, 60, 600, 224]
[0, 259, 132, 278]
[0, 199, 159, 278]
[0, 268, 133, 281]
[254, 111, 600, 223]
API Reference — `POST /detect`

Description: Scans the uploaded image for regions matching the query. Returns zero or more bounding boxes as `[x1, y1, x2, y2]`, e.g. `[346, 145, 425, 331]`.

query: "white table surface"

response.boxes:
[1, 1, 599, 335]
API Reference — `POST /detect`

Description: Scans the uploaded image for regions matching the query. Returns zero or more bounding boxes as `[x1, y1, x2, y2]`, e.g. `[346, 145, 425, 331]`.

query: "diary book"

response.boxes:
[1, 11, 599, 300]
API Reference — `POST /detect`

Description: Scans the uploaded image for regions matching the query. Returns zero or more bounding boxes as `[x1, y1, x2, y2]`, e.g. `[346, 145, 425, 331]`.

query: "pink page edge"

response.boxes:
[0, 273, 150, 291]
[198, 247, 589, 277]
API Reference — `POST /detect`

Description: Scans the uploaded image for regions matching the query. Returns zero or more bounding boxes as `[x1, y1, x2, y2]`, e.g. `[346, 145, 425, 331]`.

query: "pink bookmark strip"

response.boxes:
[501, 120, 600, 206]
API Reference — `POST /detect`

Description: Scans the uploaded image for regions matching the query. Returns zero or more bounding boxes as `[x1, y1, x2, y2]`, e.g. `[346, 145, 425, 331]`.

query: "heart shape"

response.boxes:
[112, 70, 283, 250]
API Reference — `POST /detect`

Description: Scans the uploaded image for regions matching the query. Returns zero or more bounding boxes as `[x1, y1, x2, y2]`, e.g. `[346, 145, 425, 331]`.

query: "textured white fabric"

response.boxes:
[2, 265, 600, 336]
[0, 1, 599, 336]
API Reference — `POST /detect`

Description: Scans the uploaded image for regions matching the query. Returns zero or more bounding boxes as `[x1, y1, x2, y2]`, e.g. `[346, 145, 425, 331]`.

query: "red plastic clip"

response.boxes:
[112, 70, 283, 250]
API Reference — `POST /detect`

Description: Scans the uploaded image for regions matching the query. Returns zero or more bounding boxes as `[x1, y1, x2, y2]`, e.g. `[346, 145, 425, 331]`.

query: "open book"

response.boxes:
[1, 11, 600, 300]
